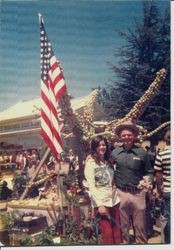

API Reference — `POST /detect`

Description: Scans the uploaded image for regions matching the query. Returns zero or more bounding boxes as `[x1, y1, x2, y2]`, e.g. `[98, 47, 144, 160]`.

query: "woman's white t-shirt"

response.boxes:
[84, 158, 120, 207]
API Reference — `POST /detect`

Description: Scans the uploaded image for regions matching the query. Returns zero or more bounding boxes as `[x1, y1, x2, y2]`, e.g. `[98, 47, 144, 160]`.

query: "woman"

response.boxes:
[84, 135, 122, 244]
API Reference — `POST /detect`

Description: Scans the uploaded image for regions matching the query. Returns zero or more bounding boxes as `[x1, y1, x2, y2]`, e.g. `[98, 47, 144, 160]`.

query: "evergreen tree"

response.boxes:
[102, 0, 170, 130]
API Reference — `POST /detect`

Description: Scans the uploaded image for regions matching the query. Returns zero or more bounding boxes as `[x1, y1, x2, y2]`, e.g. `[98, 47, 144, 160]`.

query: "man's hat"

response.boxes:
[115, 120, 139, 137]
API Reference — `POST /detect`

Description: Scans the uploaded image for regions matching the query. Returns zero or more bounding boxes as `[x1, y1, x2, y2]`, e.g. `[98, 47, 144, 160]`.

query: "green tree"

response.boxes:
[102, 0, 170, 130]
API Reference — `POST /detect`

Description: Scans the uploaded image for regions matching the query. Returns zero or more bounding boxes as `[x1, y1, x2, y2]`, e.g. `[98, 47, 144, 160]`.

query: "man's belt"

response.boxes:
[117, 185, 140, 193]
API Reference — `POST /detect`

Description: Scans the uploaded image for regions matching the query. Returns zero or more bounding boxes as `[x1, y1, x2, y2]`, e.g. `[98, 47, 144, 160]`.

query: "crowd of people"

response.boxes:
[0, 149, 41, 200]
[0, 149, 40, 170]
[84, 121, 171, 245]
[0, 147, 80, 201]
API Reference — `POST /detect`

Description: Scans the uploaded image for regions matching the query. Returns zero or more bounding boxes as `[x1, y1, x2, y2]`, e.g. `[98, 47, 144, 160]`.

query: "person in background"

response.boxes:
[144, 144, 157, 238]
[111, 120, 154, 244]
[10, 152, 17, 166]
[47, 153, 56, 169]
[30, 150, 38, 167]
[145, 143, 157, 166]
[68, 149, 78, 172]
[154, 126, 171, 243]
[3, 153, 10, 163]
[109, 137, 122, 151]
[84, 135, 122, 244]
[0, 180, 13, 200]
[0, 153, 5, 163]
[19, 151, 29, 170]
[16, 152, 22, 168]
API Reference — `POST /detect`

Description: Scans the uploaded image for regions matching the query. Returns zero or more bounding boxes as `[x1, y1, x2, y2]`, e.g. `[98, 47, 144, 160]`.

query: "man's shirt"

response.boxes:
[154, 145, 171, 193]
[111, 145, 153, 188]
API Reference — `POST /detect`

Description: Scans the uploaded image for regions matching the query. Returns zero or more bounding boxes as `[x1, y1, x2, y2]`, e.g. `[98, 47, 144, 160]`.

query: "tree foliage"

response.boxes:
[101, 0, 170, 130]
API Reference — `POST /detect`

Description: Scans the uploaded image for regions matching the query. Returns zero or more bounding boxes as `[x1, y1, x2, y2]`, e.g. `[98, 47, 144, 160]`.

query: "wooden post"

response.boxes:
[19, 147, 50, 200]
[55, 161, 63, 212]
[73, 127, 84, 188]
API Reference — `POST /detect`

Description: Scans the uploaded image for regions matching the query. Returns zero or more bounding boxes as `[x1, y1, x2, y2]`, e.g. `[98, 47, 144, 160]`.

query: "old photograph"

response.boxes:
[0, 0, 171, 248]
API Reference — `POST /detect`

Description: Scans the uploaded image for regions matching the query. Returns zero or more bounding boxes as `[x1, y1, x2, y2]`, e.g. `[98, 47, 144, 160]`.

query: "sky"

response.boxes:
[0, 0, 170, 111]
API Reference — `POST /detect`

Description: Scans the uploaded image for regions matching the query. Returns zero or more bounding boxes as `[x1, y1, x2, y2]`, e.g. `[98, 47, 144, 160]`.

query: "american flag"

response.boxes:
[39, 14, 67, 161]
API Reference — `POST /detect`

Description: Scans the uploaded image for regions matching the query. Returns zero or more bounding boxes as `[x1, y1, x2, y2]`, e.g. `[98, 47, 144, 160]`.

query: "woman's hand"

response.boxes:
[98, 205, 108, 215]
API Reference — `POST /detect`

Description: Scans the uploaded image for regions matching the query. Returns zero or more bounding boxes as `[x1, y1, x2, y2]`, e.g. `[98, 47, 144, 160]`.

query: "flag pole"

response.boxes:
[55, 160, 63, 213]
[20, 147, 50, 200]
[38, 13, 43, 23]
[38, 13, 67, 214]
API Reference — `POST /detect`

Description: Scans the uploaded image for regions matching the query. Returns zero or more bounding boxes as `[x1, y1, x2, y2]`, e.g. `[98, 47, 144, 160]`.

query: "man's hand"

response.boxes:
[145, 181, 153, 191]
[138, 176, 153, 191]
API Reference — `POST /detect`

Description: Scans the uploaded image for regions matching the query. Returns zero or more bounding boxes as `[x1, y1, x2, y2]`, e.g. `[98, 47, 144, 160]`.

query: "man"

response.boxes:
[154, 126, 171, 243]
[111, 120, 154, 244]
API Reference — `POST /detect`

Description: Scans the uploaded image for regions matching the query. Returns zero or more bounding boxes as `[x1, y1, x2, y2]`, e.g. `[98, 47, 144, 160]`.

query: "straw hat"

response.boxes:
[115, 120, 139, 137]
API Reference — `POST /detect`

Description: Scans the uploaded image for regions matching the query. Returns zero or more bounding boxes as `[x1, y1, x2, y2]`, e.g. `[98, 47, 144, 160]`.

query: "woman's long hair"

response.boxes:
[90, 135, 110, 165]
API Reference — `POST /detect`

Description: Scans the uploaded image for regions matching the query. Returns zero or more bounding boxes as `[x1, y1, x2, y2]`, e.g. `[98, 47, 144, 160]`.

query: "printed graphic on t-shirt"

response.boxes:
[94, 166, 113, 187]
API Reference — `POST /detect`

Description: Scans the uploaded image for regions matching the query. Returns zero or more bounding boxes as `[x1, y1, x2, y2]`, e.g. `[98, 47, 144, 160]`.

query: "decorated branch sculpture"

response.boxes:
[105, 68, 168, 139]
[140, 121, 170, 141]
[74, 90, 99, 139]
[67, 68, 169, 143]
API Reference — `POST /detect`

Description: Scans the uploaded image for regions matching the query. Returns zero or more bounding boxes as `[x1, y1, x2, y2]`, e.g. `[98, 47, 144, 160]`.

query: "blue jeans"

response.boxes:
[160, 192, 170, 243]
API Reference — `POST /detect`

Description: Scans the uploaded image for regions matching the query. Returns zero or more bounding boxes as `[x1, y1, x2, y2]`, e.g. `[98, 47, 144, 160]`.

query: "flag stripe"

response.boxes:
[42, 113, 62, 152]
[41, 110, 62, 145]
[50, 56, 67, 96]
[41, 113, 63, 153]
[41, 129, 61, 158]
[51, 60, 59, 71]
[54, 78, 66, 95]
[41, 86, 58, 120]
[56, 84, 67, 100]
[39, 15, 67, 160]
[41, 98, 61, 144]
[53, 72, 64, 89]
